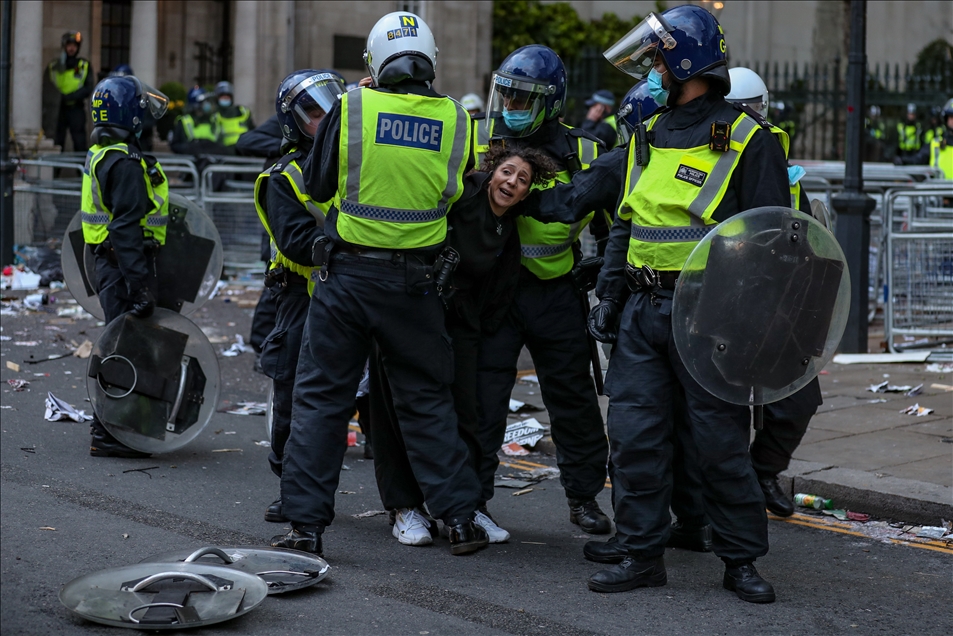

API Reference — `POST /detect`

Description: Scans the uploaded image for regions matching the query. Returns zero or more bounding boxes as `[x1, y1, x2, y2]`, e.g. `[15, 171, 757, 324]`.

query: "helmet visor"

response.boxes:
[603, 13, 675, 79]
[284, 74, 345, 138]
[485, 73, 551, 138]
[132, 77, 169, 119]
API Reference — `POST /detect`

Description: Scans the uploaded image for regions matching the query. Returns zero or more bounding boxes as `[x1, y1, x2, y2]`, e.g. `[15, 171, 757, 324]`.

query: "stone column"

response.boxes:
[129, 0, 159, 85]
[11, 0, 44, 138]
[232, 0, 259, 110]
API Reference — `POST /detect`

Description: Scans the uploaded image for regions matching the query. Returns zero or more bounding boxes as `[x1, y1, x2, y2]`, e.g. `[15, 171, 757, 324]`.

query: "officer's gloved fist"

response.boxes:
[130, 287, 156, 318]
[571, 256, 604, 293]
[588, 298, 620, 344]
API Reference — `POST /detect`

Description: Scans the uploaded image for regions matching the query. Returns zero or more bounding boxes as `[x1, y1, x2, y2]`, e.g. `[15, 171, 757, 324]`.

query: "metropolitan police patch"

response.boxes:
[376, 113, 442, 151]
[674, 164, 708, 187]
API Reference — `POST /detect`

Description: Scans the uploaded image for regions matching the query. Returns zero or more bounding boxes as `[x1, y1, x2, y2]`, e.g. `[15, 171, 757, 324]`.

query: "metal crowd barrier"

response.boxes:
[200, 164, 265, 266]
[883, 183, 953, 353]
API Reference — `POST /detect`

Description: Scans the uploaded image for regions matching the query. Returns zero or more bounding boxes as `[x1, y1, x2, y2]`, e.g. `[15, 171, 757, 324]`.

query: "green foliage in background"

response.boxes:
[157, 81, 186, 139]
[913, 38, 953, 76]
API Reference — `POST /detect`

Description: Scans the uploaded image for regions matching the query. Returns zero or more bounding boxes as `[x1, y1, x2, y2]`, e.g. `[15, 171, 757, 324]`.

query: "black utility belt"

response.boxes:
[333, 247, 406, 264]
[625, 263, 680, 292]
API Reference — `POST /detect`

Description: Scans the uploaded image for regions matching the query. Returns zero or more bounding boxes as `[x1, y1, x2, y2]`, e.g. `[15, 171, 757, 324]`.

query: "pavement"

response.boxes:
[512, 344, 953, 527]
[1, 283, 951, 634]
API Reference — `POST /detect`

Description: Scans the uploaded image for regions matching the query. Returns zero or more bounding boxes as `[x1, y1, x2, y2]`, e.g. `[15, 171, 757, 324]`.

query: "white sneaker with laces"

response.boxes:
[474, 510, 510, 543]
[392, 508, 433, 546]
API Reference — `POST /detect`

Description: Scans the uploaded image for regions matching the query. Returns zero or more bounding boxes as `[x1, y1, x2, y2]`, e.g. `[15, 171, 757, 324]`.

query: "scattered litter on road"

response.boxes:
[347, 430, 358, 447]
[925, 363, 953, 373]
[866, 381, 921, 394]
[512, 488, 534, 496]
[5, 361, 19, 372]
[208, 280, 228, 300]
[905, 384, 923, 397]
[23, 352, 72, 364]
[503, 418, 546, 449]
[122, 466, 160, 478]
[211, 448, 242, 453]
[915, 526, 950, 539]
[44, 392, 93, 422]
[39, 526, 56, 531]
[7, 379, 29, 391]
[352, 510, 387, 519]
[11, 271, 41, 290]
[224, 402, 267, 416]
[501, 441, 529, 456]
[224, 431, 236, 435]
[339, 490, 356, 495]
[931, 383, 953, 392]
[220, 334, 248, 357]
[833, 352, 930, 364]
[520, 541, 545, 545]
[254, 440, 271, 447]
[72, 339, 92, 359]
[794, 493, 833, 510]
[122, 533, 130, 539]
[1, 405, 14, 409]
[846, 511, 871, 522]
[508, 398, 543, 413]
[14, 341, 39, 346]
[1, 335, 10, 341]
[495, 479, 536, 489]
[518, 374, 539, 384]
[525, 466, 561, 480]
[20, 447, 35, 453]
[899, 403, 935, 416]
[56, 305, 94, 319]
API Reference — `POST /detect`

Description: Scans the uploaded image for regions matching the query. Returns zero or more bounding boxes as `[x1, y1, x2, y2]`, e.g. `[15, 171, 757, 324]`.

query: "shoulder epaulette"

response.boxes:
[730, 102, 772, 130]
[271, 149, 303, 174]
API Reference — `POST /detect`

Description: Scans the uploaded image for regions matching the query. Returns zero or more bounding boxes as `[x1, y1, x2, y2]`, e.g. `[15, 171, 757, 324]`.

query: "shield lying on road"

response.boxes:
[672, 206, 849, 405]
[62, 193, 223, 320]
[59, 561, 268, 629]
[140, 546, 330, 595]
[87, 308, 220, 454]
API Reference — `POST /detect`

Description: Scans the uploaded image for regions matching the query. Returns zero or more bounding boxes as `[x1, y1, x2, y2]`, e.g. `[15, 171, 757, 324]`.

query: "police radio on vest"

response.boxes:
[376, 113, 443, 151]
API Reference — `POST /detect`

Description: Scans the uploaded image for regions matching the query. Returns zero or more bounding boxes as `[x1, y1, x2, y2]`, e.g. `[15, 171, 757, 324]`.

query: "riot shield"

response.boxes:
[140, 546, 330, 595]
[59, 561, 268, 629]
[87, 308, 220, 453]
[61, 193, 223, 319]
[672, 206, 849, 406]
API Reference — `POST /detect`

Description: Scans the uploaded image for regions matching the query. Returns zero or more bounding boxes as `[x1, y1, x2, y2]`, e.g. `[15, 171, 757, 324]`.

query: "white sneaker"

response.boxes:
[392, 508, 433, 546]
[474, 509, 510, 544]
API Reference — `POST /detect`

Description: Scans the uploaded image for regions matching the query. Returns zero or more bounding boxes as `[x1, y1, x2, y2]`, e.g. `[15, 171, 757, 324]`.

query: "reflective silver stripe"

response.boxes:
[270, 243, 278, 262]
[686, 116, 758, 219]
[145, 215, 168, 227]
[283, 162, 326, 227]
[81, 212, 110, 225]
[339, 199, 446, 223]
[630, 224, 715, 243]
[153, 193, 165, 210]
[520, 221, 581, 258]
[627, 164, 643, 196]
[437, 104, 470, 209]
[183, 118, 195, 140]
[476, 122, 489, 147]
[579, 137, 596, 166]
[345, 90, 363, 200]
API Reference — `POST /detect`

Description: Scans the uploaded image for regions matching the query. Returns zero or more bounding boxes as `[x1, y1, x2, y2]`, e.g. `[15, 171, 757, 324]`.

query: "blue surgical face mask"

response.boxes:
[218, 97, 232, 108]
[647, 68, 670, 107]
[202, 102, 213, 114]
[502, 108, 535, 132]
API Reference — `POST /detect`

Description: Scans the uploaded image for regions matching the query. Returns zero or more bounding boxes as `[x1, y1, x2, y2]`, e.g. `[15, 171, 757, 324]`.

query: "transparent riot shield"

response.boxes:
[140, 546, 330, 595]
[59, 561, 268, 629]
[61, 193, 223, 319]
[87, 308, 220, 453]
[672, 206, 850, 406]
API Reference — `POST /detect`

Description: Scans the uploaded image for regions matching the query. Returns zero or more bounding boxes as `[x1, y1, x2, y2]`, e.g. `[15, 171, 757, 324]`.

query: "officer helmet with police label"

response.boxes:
[276, 69, 346, 143]
[90, 76, 169, 133]
[486, 44, 567, 139]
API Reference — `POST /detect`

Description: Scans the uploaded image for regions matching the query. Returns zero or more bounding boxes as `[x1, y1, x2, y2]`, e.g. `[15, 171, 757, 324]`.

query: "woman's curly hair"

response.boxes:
[479, 144, 558, 186]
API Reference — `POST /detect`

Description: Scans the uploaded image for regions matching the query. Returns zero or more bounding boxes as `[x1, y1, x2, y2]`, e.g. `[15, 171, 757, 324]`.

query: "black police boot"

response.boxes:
[583, 536, 629, 564]
[271, 525, 323, 556]
[723, 562, 776, 603]
[587, 556, 667, 593]
[445, 518, 489, 556]
[666, 521, 712, 552]
[89, 424, 151, 459]
[568, 498, 612, 534]
[264, 497, 287, 523]
[759, 476, 794, 517]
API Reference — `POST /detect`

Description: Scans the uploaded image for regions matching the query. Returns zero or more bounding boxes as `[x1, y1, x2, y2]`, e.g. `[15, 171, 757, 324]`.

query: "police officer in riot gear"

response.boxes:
[477, 45, 611, 541]
[81, 75, 171, 457]
[272, 11, 488, 557]
[254, 69, 346, 523]
[588, 5, 789, 601]
[48, 32, 94, 151]
[894, 103, 923, 163]
[211, 81, 255, 147]
[581, 89, 618, 149]
[170, 87, 226, 155]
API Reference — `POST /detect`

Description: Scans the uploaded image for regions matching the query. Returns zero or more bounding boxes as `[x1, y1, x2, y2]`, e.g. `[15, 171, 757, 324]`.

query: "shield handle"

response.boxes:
[182, 547, 236, 564]
[165, 356, 191, 433]
[97, 355, 138, 399]
[126, 571, 223, 593]
[128, 602, 185, 624]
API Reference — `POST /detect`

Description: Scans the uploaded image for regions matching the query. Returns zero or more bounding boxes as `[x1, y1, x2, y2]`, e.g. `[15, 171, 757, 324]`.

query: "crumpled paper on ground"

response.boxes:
[220, 334, 248, 357]
[7, 379, 29, 391]
[867, 381, 922, 396]
[225, 401, 267, 415]
[44, 392, 93, 422]
[899, 403, 934, 416]
[503, 417, 546, 448]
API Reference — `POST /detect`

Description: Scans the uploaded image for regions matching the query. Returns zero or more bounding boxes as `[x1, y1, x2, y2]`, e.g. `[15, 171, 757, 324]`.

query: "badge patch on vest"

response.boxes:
[674, 164, 708, 187]
[376, 113, 442, 151]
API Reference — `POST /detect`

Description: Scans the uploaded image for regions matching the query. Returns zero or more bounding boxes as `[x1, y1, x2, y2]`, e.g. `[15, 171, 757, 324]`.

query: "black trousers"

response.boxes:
[369, 318, 483, 510]
[250, 286, 278, 353]
[476, 273, 608, 504]
[259, 278, 310, 477]
[54, 102, 87, 151]
[606, 290, 768, 564]
[280, 260, 481, 530]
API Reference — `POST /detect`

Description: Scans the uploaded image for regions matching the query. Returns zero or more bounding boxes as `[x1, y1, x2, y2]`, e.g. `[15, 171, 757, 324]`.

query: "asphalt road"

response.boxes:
[1, 296, 950, 635]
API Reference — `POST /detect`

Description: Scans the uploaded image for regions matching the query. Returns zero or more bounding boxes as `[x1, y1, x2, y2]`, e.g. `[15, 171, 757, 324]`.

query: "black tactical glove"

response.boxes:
[571, 256, 604, 293]
[588, 298, 620, 344]
[130, 287, 156, 318]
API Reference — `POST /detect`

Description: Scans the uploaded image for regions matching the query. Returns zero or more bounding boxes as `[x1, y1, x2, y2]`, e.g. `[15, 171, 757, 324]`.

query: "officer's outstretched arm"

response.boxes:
[102, 159, 153, 292]
[528, 146, 627, 225]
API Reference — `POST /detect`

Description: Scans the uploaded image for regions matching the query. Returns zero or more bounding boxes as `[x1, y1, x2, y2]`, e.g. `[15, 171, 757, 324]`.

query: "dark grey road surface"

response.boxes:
[1, 295, 950, 635]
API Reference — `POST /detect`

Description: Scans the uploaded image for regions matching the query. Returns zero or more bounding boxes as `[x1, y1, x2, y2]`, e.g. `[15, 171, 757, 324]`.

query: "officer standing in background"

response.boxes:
[905, 98, 953, 177]
[80, 75, 170, 458]
[271, 11, 488, 557]
[587, 5, 788, 602]
[253, 69, 346, 523]
[476, 45, 611, 542]
[212, 81, 255, 147]
[581, 89, 618, 149]
[460, 93, 485, 118]
[894, 103, 923, 163]
[865, 105, 886, 162]
[48, 32, 95, 152]
[170, 87, 226, 154]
